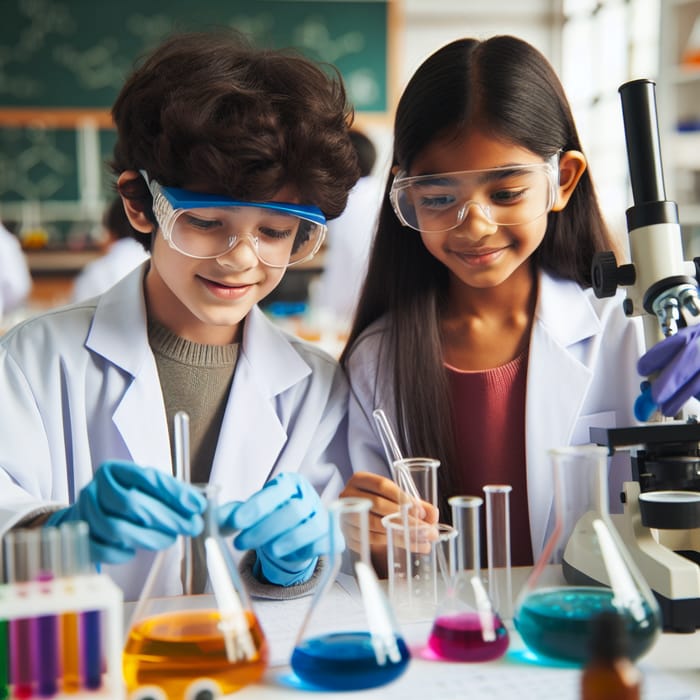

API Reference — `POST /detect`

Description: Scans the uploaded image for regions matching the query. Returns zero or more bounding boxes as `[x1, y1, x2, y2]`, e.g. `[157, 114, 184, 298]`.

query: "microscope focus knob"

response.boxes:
[592, 251, 636, 298]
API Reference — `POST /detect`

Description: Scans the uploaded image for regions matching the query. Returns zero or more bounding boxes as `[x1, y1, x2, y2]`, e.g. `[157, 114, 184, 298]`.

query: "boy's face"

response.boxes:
[125, 179, 302, 345]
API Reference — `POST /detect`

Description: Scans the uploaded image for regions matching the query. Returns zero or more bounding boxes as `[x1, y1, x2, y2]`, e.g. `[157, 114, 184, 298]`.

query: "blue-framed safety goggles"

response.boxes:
[141, 171, 327, 268]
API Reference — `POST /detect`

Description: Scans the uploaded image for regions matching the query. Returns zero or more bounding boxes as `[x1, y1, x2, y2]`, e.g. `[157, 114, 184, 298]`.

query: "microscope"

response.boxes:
[562, 78, 700, 632]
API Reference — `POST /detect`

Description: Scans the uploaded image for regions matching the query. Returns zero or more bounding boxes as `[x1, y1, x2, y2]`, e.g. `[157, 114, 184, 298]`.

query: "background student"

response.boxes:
[316, 128, 383, 329]
[70, 196, 149, 303]
[0, 222, 31, 323]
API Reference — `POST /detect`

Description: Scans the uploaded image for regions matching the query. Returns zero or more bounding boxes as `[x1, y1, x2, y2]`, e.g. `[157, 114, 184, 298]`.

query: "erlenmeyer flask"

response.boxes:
[513, 445, 661, 665]
[123, 483, 268, 700]
[291, 497, 410, 691]
[427, 495, 509, 661]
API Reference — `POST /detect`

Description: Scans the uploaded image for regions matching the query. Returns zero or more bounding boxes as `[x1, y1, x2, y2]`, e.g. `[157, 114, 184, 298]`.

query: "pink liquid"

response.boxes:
[427, 612, 509, 662]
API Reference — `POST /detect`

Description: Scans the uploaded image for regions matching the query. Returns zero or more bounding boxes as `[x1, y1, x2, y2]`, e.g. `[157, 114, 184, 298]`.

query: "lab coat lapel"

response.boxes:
[526, 272, 600, 557]
[85, 264, 172, 473]
[210, 306, 311, 505]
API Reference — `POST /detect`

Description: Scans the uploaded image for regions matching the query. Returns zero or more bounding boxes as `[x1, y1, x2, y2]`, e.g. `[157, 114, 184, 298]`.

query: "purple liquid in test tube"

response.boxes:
[36, 528, 61, 698]
[4, 529, 40, 699]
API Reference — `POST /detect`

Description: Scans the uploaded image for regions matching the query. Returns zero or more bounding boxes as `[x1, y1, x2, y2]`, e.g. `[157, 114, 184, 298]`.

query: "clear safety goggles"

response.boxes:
[389, 154, 560, 233]
[142, 172, 327, 268]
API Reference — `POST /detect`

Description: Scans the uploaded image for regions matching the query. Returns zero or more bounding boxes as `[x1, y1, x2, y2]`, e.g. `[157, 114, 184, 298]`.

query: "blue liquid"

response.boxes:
[291, 632, 410, 690]
[514, 587, 659, 664]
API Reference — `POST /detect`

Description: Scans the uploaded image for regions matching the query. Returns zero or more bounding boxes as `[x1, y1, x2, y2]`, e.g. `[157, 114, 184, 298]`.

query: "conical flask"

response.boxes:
[427, 495, 509, 661]
[291, 497, 410, 691]
[123, 483, 268, 700]
[513, 445, 661, 665]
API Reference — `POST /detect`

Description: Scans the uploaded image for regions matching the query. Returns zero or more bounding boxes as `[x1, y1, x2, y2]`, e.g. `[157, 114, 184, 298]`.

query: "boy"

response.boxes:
[0, 30, 360, 601]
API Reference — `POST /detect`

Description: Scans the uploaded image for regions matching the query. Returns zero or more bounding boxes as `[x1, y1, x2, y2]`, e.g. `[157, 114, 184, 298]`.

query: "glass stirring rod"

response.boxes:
[372, 409, 422, 503]
[174, 410, 193, 595]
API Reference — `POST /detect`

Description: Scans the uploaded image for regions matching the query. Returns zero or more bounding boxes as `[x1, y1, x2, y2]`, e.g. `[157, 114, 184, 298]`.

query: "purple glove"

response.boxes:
[637, 324, 700, 418]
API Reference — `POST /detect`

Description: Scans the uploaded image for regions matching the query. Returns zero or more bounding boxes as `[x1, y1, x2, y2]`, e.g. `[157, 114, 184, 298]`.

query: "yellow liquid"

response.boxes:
[62, 612, 81, 692]
[123, 609, 268, 698]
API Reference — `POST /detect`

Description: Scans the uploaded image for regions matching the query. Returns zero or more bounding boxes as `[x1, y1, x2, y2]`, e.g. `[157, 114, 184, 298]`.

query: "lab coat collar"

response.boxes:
[85, 262, 151, 377]
[85, 263, 171, 469]
[525, 270, 601, 557]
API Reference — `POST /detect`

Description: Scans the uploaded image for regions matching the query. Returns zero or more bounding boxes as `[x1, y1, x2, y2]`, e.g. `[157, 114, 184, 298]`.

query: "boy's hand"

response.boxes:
[46, 461, 206, 564]
[224, 472, 330, 586]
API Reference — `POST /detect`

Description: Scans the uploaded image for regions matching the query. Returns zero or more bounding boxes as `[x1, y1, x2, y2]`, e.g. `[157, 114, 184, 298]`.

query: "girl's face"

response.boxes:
[130, 183, 303, 345]
[406, 130, 558, 291]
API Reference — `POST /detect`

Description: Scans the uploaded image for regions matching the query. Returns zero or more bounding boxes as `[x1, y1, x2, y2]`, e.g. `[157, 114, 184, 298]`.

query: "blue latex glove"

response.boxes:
[637, 324, 700, 419]
[46, 461, 206, 564]
[219, 472, 331, 586]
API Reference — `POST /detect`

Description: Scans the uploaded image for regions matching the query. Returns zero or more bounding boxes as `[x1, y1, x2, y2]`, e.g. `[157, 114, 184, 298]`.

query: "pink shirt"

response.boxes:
[446, 352, 533, 565]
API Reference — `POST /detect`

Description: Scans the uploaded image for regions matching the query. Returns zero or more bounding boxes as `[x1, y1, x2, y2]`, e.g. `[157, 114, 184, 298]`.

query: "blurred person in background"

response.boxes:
[315, 128, 383, 329]
[0, 222, 31, 322]
[71, 196, 149, 303]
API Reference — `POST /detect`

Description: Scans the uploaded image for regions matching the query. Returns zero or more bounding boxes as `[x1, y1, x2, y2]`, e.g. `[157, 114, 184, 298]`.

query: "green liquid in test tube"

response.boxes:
[0, 618, 8, 700]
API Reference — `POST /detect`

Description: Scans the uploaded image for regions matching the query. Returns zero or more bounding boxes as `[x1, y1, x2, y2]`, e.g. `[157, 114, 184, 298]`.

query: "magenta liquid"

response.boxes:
[427, 612, 509, 662]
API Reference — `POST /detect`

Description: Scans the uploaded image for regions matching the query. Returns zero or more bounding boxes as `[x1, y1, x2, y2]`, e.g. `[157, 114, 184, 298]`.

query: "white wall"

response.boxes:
[358, 0, 561, 188]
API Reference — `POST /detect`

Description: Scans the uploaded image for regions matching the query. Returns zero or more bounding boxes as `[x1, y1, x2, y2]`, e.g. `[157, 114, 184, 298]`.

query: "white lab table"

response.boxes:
[230, 567, 700, 700]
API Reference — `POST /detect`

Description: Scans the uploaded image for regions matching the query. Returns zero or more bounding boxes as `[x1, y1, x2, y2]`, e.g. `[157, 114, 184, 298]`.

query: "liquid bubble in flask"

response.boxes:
[427, 496, 509, 662]
[291, 497, 410, 691]
[513, 445, 660, 665]
[123, 483, 268, 700]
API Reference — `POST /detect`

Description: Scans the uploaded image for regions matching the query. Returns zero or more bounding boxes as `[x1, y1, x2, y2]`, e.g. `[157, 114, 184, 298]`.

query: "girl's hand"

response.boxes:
[340, 471, 439, 577]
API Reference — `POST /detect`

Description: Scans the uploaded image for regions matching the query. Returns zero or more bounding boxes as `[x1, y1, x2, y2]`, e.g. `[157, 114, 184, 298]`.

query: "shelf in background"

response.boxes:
[25, 249, 101, 275]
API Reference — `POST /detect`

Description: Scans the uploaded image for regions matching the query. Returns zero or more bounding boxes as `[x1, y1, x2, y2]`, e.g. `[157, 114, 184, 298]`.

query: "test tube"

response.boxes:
[37, 527, 61, 697]
[174, 411, 194, 594]
[483, 484, 513, 620]
[448, 496, 482, 575]
[4, 528, 40, 699]
[60, 522, 88, 693]
[73, 525, 102, 691]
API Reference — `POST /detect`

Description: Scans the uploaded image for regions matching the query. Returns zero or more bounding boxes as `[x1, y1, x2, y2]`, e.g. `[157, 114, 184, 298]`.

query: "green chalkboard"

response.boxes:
[0, 0, 388, 112]
[0, 0, 390, 227]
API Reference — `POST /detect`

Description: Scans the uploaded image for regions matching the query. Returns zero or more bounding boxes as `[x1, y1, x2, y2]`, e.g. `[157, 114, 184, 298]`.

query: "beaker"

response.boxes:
[392, 457, 440, 513]
[513, 445, 661, 665]
[123, 483, 268, 700]
[382, 511, 456, 622]
[427, 496, 509, 662]
[291, 497, 410, 691]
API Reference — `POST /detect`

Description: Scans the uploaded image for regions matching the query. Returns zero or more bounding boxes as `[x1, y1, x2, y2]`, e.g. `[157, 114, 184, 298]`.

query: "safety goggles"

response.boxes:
[142, 172, 327, 268]
[389, 154, 560, 233]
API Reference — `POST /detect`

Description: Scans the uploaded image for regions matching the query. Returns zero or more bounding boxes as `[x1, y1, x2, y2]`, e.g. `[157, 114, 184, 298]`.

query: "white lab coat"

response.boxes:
[345, 270, 646, 561]
[0, 263, 351, 601]
[70, 237, 149, 303]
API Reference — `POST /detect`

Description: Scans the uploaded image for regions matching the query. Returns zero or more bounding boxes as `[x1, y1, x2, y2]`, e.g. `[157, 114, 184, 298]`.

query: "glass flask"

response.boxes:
[513, 445, 661, 665]
[123, 484, 268, 700]
[291, 497, 410, 691]
[427, 496, 509, 662]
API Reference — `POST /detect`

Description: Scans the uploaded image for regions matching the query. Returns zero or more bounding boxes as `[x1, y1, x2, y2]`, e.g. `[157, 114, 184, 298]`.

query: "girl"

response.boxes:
[340, 35, 694, 570]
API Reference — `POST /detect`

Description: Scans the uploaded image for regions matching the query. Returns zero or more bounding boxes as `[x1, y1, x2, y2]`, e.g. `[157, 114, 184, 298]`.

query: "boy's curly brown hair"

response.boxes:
[111, 30, 360, 246]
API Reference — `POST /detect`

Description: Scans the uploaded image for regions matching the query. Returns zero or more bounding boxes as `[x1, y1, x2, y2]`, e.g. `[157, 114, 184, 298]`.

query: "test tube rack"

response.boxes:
[0, 572, 125, 699]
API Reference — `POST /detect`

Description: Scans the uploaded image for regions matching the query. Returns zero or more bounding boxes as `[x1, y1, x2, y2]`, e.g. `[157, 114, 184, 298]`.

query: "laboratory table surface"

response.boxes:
[198, 566, 700, 700]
